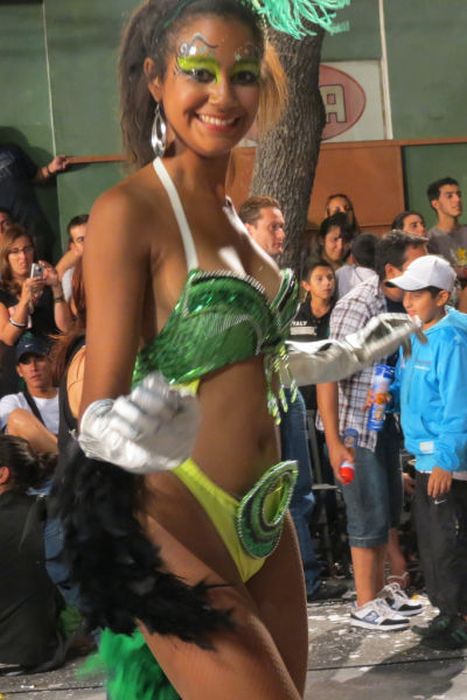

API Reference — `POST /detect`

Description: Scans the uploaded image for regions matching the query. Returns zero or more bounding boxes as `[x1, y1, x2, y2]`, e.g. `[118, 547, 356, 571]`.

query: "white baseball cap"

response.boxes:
[386, 255, 456, 292]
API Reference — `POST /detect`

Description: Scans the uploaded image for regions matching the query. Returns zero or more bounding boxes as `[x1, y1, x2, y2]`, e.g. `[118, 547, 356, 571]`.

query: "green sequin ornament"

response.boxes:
[132, 268, 299, 424]
[236, 460, 298, 558]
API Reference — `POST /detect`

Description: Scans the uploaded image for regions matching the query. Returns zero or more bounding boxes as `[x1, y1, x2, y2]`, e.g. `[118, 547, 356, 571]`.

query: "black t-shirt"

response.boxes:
[0, 285, 57, 337]
[0, 491, 60, 667]
[290, 298, 333, 409]
[0, 144, 52, 259]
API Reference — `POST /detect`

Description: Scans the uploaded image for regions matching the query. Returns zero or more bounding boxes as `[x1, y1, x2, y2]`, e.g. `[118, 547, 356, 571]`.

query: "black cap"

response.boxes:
[15, 333, 50, 364]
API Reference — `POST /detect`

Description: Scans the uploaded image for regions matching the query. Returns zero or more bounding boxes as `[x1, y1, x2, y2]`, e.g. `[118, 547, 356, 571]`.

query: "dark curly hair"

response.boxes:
[0, 435, 55, 493]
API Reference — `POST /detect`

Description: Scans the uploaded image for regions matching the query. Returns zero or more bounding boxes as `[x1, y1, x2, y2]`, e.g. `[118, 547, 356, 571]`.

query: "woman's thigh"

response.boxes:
[246, 515, 308, 695]
[139, 477, 303, 698]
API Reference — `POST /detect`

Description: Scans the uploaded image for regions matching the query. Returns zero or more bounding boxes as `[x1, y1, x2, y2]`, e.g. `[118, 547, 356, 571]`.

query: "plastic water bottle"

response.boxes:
[339, 428, 358, 485]
[367, 363, 395, 432]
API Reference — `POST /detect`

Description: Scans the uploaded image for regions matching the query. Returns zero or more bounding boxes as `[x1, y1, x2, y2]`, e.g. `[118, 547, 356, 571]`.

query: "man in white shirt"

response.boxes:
[0, 334, 58, 454]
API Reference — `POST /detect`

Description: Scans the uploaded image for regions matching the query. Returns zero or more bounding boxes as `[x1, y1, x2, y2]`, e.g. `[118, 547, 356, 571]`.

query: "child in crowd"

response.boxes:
[335, 233, 377, 299]
[388, 255, 467, 649]
[291, 258, 341, 560]
[291, 259, 336, 355]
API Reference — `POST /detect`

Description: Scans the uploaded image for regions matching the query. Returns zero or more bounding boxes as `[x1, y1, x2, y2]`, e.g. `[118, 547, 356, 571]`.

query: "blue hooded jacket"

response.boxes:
[396, 308, 467, 473]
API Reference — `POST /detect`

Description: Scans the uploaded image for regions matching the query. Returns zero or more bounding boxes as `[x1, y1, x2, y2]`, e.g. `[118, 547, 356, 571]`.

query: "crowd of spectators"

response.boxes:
[0, 160, 466, 672]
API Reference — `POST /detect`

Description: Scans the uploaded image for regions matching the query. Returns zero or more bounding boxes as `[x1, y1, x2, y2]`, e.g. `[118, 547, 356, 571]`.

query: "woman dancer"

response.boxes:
[56, 2, 419, 698]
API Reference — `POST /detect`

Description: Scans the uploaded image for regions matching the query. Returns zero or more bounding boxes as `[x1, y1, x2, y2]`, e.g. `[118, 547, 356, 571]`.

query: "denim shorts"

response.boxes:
[340, 417, 403, 548]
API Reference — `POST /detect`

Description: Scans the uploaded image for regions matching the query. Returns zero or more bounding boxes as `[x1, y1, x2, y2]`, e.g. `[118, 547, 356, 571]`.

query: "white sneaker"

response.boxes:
[350, 597, 410, 631]
[381, 582, 424, 617]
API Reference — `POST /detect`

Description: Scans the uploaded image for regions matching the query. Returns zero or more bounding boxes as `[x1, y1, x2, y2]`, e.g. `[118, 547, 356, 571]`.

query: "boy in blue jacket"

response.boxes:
[388, 255, 467, 649]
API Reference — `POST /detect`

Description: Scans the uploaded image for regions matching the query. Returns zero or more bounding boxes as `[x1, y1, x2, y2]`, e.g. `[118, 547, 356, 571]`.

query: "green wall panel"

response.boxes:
[0, 2, 60, 258]
[44, 0, 134, 155]
[43, 0, 136, 245]
[386, 0, 467, 139]
[404, 144, 467, 229]
[56, 162, 125, 245]
[321, 0, 381, 62]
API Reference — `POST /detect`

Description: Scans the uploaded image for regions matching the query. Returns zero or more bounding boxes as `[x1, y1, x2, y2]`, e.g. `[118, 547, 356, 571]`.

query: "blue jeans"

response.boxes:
[340, 415, 403, 548]
[280, 390, 321, 595]
[29, 482, 83, 609]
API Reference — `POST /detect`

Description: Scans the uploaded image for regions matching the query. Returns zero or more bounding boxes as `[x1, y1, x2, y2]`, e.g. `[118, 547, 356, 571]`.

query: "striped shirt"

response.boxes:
[316, 275, 387, 451]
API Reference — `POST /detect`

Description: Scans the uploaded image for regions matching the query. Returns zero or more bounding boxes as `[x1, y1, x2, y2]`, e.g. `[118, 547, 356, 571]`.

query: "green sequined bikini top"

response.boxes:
[132, 159, 299, 417]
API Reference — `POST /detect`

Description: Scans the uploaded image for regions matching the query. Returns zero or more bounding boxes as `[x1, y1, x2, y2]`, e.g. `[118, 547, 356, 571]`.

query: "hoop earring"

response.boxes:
[151, 103, 167, 158]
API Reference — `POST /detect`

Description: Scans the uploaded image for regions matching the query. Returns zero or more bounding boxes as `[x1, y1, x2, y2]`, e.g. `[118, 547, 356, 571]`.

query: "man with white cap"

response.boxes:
[388, 254, 467, 649]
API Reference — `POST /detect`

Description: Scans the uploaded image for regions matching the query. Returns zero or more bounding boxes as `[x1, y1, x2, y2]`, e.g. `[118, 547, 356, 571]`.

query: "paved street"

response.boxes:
[2, 599, 467, 699]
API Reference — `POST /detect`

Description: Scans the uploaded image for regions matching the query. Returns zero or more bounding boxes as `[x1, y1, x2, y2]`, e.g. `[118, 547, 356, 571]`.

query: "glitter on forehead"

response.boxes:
[178, 33, 218, 58]
[234, 42, 262, 62]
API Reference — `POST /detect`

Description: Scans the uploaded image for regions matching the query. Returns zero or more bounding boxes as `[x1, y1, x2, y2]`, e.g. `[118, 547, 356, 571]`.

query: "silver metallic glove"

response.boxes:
[286, 313, 424, 386]
[78, 372, 200, 474]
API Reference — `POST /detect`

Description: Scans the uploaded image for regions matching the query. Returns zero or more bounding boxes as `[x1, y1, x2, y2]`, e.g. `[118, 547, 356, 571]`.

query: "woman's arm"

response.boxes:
[79, 188, 148, 415]
[51, 284, 73, 332]
[0, 287, 32, 345]
[39, 262, 73, 333]
[56, 249, 78, 279]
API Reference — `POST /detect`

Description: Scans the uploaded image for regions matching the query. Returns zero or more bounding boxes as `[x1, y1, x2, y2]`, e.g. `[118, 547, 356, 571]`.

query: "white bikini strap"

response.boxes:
[153, 158, 198, 270]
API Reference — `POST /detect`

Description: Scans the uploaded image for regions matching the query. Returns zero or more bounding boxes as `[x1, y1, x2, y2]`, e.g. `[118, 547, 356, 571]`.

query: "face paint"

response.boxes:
[233, 42, 261, 63]
[176, 33, 219, 80]
[230, 58, 260, 84]
[178, 33, 218, 57]
[176, 34, 260, 85]
[177, 54, 222, 83]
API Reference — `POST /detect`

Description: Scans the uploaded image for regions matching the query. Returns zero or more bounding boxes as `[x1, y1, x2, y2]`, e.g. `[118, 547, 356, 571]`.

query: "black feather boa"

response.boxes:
[51, 443, 232, 648]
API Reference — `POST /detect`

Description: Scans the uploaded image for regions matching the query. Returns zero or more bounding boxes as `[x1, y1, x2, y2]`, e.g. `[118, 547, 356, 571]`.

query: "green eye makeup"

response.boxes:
[230, 59, 260, 82]
[177, 54, 222, 83]
[176, 34, 261, 85]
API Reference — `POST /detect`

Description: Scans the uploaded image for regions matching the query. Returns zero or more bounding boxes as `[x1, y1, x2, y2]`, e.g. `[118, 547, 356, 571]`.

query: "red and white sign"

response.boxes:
[320, 64, 366, 140]
[320, 61, 387, 142]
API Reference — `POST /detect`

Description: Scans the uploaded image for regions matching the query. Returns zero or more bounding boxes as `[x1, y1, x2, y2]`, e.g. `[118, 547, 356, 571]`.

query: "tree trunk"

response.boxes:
[251, 28, 326, 272]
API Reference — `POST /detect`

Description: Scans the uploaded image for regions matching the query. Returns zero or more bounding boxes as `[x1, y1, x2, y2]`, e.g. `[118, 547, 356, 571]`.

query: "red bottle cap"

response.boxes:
[339, 463, 355, 485]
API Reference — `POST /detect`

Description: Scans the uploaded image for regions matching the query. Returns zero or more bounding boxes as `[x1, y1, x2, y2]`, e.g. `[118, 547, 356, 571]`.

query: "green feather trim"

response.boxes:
[81, 629, 180, 700]
[250, 0, 350, 38]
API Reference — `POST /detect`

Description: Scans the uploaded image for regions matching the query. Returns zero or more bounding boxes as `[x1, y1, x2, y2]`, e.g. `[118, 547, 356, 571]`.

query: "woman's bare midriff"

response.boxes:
[145, 354, 279, 498]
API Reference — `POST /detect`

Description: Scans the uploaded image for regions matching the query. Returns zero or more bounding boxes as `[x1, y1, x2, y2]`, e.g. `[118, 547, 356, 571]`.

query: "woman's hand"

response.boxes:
[79, 372, 200, 473]
[19, 276, 44, 309]
[39, 260, 60, 288]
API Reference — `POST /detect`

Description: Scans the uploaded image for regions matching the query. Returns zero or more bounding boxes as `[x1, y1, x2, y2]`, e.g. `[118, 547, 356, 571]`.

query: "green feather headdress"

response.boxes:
[250, 0, 350, 38]
[162, 0, 350, 39]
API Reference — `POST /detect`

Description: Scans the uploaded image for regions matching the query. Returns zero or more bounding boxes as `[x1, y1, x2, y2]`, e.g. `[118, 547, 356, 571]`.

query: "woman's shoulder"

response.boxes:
[87, 164, 173, 248]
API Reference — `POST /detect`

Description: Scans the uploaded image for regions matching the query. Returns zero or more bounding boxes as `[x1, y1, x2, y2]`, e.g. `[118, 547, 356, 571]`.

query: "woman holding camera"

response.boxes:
[0, 223, 72, 344]
[0, 224, 72, 394]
